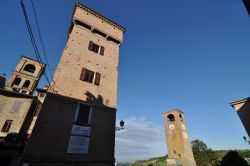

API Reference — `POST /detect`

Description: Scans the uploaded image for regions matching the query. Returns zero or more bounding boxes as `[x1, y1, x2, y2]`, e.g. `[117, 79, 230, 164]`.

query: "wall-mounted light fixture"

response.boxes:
[115, 120, 124, 131]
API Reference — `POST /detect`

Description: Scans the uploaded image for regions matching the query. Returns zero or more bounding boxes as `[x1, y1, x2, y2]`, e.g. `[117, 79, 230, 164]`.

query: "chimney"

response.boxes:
[0, 74, 6, 89]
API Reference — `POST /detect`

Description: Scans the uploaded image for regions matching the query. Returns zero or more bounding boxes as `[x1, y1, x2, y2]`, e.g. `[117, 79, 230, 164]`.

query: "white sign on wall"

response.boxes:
[67, 136, 90, 154]
[71, 124, 91, 136]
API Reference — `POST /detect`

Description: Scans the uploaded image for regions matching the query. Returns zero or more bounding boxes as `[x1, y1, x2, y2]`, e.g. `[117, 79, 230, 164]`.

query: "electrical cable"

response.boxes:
[30, 0, 54, 80]
[20, 0, 70, 96]
[20, 0, 50, 85]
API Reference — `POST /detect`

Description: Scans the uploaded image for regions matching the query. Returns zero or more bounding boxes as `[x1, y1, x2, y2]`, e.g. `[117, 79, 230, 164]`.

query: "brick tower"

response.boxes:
[163, 109, 196, 166]
[50, 3, 125, 108]
[20, 3, 125, 166]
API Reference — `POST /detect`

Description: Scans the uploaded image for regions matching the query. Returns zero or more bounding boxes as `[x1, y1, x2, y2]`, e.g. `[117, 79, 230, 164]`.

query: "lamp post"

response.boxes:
[115, 120, 125, 131]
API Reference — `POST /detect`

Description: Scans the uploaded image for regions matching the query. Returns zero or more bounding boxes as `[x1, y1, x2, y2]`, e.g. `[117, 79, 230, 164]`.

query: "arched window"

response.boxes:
[23, 80, 30, 88]
[23, 64, 36, 73]
[167, 114, 175, 122]
[179, 114, 183, 118]
[13, 77, 21, 86]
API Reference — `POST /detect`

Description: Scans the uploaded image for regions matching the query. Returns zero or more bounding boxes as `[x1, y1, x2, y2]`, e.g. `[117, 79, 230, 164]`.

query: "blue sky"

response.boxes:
[0, 0, 250, 162]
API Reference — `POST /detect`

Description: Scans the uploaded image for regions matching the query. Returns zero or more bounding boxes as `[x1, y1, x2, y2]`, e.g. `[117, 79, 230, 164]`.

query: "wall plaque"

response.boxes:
[71, 124, 91, 136]
[67, 136, 90, 154]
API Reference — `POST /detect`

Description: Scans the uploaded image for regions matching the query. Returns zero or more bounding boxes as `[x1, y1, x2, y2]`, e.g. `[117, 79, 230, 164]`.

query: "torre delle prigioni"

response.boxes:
[0, 2, 125, 166]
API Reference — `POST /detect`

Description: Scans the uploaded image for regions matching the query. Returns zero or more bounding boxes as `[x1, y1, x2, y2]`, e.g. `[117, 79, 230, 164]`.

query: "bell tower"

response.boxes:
[163, 109, 196, 166]
[5, 56, 46, 95]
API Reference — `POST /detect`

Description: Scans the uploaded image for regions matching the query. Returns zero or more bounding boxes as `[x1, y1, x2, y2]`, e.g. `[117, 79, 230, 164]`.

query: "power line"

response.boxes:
[20, 0, 70, 97]
[30, 0, 54, 79]
[20, 0, 50, 85]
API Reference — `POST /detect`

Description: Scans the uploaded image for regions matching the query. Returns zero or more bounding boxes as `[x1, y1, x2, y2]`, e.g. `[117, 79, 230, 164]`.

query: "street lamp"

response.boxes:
[115, 120, 125, 131]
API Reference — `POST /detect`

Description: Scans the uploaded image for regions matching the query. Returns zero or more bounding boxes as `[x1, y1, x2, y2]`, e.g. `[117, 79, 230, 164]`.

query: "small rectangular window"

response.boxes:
[88, 41, 105, 56]
[1, 120, 13, 133]
[75, 104, 91, 125]
[88, 41, 99, 54]
[80, 68, 101, 86]
[80, 68, 94, 83]
[84, 70, 94, 83]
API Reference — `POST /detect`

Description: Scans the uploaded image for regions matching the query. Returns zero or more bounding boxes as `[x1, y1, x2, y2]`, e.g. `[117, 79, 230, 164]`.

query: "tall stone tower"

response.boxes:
[163, 109, 196, 166]
[5, 56, 46, 95]
[50, 3, 125, 108]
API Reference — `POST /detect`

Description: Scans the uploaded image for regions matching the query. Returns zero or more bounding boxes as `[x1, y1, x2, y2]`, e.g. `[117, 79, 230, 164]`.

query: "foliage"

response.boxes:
[192, 139, 208, 153]
[131, 155, 167, 166]
[191, 139, 220, 166]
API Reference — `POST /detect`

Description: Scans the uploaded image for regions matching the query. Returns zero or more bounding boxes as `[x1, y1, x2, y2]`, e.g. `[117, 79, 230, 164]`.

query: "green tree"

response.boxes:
[191, 139, 219, 166]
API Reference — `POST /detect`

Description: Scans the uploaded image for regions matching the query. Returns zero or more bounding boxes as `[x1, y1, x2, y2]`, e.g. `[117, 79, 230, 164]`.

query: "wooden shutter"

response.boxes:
[88, 41, 93, 51]
[80, 68, 87, 81]
[100, 46, 105, 56]
[94, 72, 101, 85]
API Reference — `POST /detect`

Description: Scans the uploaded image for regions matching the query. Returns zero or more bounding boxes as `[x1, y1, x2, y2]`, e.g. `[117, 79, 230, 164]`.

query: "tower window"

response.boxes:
[167, 114, 175, 122]
[179, 114, 183, 118]
[13, 77, 22, 86]
[23, 80, 31, 88]
[23, 64, 36, 73]
[88, 41, 105, 56]
[80, 68, 101, 85]
[80, 68, 94, 83]
[88, 41, 99, 53]
[75, 103, 92, 125]
[1, 120, 13, 133]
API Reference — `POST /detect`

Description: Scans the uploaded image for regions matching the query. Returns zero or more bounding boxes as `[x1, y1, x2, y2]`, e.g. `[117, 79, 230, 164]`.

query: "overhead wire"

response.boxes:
[20, 0, 50, 86]
[20, 0, 70, 96]
[30, 0, 54, 79]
